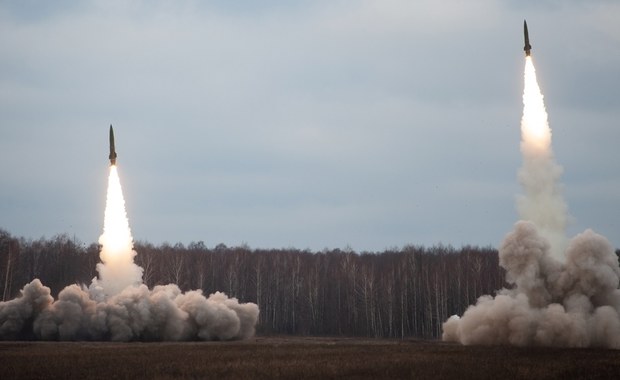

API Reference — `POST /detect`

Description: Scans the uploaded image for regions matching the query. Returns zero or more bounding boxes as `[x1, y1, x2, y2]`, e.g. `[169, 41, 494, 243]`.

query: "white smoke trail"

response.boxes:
[518, 57, 569, 259]
[442, 57, 620, 348]
[0, 165, 259, 341]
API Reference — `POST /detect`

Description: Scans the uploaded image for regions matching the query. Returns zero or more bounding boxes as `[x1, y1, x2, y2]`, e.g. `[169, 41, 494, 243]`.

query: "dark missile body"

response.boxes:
[109, 125, 117, 165]
[524, 20, 532, 56]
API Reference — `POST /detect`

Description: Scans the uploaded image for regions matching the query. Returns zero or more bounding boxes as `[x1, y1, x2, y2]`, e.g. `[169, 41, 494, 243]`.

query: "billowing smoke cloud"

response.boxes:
[444, 221, 620, 348]
[0, 166, 259, 341]
[0, 280, 259, 341]
[442, 57, 620, 348]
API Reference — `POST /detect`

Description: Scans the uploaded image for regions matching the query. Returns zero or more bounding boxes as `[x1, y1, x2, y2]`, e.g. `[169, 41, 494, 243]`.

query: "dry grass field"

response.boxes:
[1, 337, 620, 379]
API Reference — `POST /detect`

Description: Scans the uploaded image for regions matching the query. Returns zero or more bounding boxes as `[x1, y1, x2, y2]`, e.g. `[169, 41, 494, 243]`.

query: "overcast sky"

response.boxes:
[1, 0, 619, 251]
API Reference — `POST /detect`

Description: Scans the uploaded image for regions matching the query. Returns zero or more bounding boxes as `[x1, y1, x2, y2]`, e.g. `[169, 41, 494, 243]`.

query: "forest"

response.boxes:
[4, 228, 614, 339]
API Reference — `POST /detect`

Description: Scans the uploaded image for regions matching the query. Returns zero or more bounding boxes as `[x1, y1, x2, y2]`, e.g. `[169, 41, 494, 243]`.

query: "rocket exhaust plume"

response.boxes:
[442, 25, 620, 349]
[92, 165, 143, 297]
[518, 56, 569, 259]
[0, 127, 259, 341]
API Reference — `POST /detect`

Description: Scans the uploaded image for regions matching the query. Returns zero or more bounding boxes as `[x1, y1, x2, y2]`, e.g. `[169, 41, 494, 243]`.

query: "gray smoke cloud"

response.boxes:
[443, 221, 620, 348]
[0, 278, 259, 341]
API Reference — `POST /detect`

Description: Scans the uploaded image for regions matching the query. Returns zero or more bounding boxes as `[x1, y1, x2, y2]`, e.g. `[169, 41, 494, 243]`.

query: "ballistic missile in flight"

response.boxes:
[524, 20, 532, 56]
[109, 125, 117, 166]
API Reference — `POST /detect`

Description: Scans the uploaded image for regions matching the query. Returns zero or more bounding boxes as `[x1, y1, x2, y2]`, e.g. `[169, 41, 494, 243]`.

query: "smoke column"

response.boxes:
[518, 56, 569, 259]
[442, 56, 620, 348]
[0, 165, 259, 341]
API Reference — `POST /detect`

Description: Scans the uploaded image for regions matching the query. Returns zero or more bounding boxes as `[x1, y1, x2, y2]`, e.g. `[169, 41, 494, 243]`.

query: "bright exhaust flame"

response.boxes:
[94, 165, 143, 297]
[442, 55, 620, 349]
[521, 57, 551, 152]
[100, 165, 133, 258]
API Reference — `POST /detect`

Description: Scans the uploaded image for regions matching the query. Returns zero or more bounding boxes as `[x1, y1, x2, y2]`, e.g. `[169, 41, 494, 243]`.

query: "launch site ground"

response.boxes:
[1, 337, 619, 379]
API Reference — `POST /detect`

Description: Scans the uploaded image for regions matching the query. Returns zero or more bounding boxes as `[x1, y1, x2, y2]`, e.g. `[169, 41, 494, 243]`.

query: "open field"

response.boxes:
[1, 337, 620, 379]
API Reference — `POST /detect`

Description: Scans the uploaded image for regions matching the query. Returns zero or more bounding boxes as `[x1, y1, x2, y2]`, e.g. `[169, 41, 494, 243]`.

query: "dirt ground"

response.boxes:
[1, 337, 619, 379]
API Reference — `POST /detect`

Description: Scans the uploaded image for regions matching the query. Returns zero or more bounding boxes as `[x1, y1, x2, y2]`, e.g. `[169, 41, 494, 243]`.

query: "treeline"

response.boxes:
[2, 228, 517, 339]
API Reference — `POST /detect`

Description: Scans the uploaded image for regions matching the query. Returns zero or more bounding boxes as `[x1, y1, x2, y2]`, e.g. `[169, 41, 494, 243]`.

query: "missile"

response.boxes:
[523, 20, 532, 56]
[109, 125, 117, 166]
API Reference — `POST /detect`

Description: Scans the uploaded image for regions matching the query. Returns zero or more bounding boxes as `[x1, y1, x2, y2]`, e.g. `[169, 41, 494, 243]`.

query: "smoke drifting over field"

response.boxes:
[442, 57, 620, 348]
[0, 166, 259, 341]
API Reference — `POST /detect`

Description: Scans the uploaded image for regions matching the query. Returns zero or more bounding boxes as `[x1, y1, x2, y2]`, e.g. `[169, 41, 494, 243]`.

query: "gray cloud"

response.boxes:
[1, 1, 618, 250]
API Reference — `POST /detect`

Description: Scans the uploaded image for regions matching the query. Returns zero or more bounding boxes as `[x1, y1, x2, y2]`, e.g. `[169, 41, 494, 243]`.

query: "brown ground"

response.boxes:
[1, 337, 619, 379]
